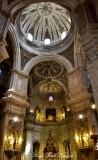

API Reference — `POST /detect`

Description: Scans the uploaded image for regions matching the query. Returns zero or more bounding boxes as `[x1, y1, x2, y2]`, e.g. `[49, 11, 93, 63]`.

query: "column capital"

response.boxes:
[3, 96, 29, 108]
[25, 123, 34, 131]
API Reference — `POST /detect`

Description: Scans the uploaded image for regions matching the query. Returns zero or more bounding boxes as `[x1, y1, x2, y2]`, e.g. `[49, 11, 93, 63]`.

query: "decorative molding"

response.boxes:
[8, 119, 22, 130]
[3, 97, 29, 107]
[5, 150, 18, 160]
[11, 68, 28, 78]
[25, 123, 34, 131]
[4, 109, 25, 118]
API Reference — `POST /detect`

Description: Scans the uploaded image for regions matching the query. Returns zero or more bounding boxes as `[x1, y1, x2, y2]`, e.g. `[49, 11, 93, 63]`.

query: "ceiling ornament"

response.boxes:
[33, 81, 65, 101]
[20, 2, 71, 46]
[34, 61, 63, 78]
[15, 2, 73, 55]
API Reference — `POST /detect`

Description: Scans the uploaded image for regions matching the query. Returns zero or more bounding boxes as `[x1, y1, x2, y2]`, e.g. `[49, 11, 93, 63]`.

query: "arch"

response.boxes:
[8, 23, 21, 70]
[7, 0, 77, 14]
[33, 141, 40, 160]
[23, 55, 73, 75]
[32, 79, 67, 95]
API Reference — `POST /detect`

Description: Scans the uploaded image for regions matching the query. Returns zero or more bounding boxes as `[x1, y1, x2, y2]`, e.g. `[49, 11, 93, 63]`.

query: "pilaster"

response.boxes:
[79, 25, 98, 115]
[4, 69, 29, 107]
[74, 0, 98, 115]
[68, 67, 95, 160]
[0, 69, 29, 160]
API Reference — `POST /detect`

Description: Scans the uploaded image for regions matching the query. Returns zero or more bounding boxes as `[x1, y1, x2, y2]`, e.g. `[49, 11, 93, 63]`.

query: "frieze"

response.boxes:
[75, 118, 88, 130]
[4, 109, 25, 118]
[8, 119, 22, 132]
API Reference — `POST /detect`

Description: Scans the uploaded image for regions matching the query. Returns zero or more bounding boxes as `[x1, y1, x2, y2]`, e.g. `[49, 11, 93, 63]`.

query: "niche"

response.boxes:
[33, 141, 40, 160]
[46, 108, 56, 121]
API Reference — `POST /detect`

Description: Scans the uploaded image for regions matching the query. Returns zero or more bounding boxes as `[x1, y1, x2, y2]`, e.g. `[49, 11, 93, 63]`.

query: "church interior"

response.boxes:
[0, 0, 98, 160]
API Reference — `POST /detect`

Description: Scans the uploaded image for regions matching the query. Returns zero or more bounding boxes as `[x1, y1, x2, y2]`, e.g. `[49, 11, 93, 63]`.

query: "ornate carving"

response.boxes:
[60, 44, 74, 66]
[80, 25, 98, 64]
[20, 2, 71, 46]
[20, 46, 36, 70]
[34, 61, 63, 78]
[15, 5, 74, 55]
[43, 130, 58, 160]
[76, 118, 88, 132]
[79, 147, 93, 156]
[5, 150, 18, 160]
[8, 119, 22, 130]
[5, 119, 23, 151]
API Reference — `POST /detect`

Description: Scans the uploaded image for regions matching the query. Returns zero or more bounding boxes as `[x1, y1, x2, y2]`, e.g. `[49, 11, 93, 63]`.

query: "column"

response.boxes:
[74, 1, 98, 114]
[0, 69, 29, 160]
[68, 67, 95, 160]
[25, 124, 34, 160]
[0, 9, 11, 62]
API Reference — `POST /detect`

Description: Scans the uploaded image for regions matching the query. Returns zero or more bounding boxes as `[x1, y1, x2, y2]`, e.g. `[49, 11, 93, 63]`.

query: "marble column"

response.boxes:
[25, 124, 33, 160]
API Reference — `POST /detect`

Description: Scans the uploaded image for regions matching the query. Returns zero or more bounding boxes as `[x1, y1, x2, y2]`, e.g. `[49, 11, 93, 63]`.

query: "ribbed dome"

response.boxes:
[34, 81, 65, 101]
[20, 2, 71, 46]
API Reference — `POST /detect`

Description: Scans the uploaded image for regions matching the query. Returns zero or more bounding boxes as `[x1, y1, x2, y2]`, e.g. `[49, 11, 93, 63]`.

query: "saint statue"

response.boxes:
[95, 139, 98, 150]
[82, 132, 89, 147]
[7, 134, 15, 150]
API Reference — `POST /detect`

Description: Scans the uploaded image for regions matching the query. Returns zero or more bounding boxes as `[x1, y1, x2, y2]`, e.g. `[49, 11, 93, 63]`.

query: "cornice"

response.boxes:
[3, 97, 29, 107]
[11, 69, 28, 78]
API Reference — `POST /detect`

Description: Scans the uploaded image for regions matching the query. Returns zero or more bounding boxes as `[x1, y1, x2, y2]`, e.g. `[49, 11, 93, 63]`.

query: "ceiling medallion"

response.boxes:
[34, 61, 64, 78]
[37, 2, 53, 17]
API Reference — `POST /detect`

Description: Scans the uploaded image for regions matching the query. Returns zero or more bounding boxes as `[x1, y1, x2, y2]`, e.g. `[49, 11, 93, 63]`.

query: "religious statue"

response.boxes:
[36, 109, 40, 121]
[95, 139, 98, 150]
[82, 132, 89, 147]
[7, 134, 15, 150]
